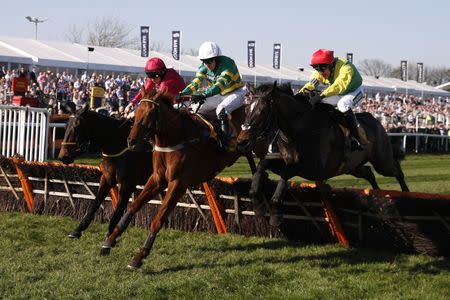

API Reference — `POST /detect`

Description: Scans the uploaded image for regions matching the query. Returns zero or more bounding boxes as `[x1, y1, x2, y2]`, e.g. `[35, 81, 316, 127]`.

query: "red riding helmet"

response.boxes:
[145, 57, 167, 73]
[310, 49, 334, 66]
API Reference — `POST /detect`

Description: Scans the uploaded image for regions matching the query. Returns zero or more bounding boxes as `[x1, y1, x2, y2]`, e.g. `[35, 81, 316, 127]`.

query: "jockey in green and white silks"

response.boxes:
[298, 49, 365, 151]
[180, 41, 247, 150]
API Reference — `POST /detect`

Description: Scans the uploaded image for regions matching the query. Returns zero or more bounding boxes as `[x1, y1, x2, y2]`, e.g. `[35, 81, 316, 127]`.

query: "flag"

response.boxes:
[247, 41, 255, 68]
[346, 53, 353, 64]
[172, 31, 181, 60]
[273, 43, 281, 69]
[417, 62, 424, 83]
[401, 60, 408, 81]
[140, 26, 150, 57]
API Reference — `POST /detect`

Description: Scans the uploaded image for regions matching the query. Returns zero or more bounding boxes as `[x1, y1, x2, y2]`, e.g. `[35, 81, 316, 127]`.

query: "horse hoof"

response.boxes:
[100, 246, 111, 256]
[68, 230, 81, 239]
[269, 214, 283, 227]
[127, 259, 142, 269]
[253, 202, 266, 216]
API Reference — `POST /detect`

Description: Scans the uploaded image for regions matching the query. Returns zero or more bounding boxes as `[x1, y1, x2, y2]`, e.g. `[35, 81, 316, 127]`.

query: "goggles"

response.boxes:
[201, 58, 215, 65]
[146, 72, 162, 79]
[312, 64, 329, 72]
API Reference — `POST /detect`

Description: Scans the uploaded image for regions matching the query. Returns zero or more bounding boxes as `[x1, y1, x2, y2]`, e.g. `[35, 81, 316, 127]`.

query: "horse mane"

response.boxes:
[255, 82, 294, 96]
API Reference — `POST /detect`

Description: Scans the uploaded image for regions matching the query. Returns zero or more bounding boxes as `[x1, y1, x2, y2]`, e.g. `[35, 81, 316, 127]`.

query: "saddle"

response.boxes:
[316, 104, 369, 149]
[191, 113, 238, 152]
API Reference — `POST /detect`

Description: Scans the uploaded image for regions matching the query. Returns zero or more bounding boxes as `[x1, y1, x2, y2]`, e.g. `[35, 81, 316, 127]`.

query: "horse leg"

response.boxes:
[68, 176, 111, 239]
[106, 183, 134, 236]
[128, 179, 186, 269]
[269, 164, 297, 227]
[348, 165, 380, 190]
[393, 160, 409, 192]
[100, 175, 164, 256]
[244, 152, 257, 175]
[250, 158, 286, 216]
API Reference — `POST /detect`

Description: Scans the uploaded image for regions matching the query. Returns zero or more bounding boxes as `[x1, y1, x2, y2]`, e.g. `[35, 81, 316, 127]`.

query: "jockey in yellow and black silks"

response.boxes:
[298, 49, 365, 151]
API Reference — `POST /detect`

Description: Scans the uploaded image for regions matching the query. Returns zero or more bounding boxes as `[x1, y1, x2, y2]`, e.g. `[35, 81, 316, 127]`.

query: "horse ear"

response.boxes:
[246, 82, 255, 95]
[273, 81, 278, 89]
[79, 103, 89, 116]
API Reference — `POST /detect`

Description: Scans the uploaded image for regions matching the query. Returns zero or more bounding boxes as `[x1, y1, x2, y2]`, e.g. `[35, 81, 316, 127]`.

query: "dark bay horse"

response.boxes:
[58, 105, 153, 239]
[101, 92, 259, 269]
[237, 82, 409, 215]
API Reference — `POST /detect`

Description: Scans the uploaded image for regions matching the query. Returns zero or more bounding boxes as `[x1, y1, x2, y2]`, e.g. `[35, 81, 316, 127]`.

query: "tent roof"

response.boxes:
[1, 35, 448, 97]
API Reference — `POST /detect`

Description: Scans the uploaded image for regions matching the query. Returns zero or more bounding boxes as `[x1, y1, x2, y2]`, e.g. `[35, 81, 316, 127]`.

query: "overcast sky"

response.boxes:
[1, 0, 449, 69]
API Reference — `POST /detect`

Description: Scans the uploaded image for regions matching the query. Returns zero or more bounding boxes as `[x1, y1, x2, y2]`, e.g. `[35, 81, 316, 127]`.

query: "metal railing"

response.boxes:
[0, 105, 49, 161]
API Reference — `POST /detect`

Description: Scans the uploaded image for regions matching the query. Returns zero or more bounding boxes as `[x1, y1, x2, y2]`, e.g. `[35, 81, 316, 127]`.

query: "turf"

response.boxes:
[0, 212, 449, 299]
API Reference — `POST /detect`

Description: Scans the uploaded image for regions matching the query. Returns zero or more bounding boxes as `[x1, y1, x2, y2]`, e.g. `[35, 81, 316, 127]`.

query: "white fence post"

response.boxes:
[0, 105, 49, 161]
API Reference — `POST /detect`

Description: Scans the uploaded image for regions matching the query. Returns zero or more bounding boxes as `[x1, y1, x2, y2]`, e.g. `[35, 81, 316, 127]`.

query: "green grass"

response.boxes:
[70, 153, 450, 194]
[1, 212, 449, 299]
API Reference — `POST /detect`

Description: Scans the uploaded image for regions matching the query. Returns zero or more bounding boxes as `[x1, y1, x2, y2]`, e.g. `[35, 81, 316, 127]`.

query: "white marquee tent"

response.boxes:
[1, 35, 449, 97]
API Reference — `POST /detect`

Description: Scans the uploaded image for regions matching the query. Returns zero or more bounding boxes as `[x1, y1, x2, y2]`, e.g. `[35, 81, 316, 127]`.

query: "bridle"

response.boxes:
[242, 93, 278, 143]
[61, 115, 89, 154]
[135, 98, 160, 139]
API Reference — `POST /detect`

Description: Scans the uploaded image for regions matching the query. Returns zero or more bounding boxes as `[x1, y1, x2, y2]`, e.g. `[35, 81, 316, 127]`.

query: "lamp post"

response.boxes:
[25, 16, 48, 40]
[87, 47, 94, 73]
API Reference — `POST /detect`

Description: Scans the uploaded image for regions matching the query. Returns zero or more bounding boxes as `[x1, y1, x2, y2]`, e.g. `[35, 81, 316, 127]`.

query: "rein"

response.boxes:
[102, 147, 129, 158]
[139, 98, 201, 152]
[153, 138, 200, 152]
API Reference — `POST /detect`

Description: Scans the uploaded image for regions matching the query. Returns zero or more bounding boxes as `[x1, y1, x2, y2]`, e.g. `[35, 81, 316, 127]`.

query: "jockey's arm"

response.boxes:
[298, 72, 322, 95]
[130, 79, 155, 106]
[202, 69, 234, 98]
[321, 64, 354, 97]
[180, 68, 207, 96]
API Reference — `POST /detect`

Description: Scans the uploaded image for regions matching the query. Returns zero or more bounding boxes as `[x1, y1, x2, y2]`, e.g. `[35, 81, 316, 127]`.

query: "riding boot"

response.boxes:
[344, 109, 364, 151]
[218, 109, 230, 152]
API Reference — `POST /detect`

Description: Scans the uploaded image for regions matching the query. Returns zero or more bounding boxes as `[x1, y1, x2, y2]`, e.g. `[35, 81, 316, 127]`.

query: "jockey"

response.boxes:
[125, 57, 186, 114]
[179, 41, 247, 151]
[299, 49, 365, 151]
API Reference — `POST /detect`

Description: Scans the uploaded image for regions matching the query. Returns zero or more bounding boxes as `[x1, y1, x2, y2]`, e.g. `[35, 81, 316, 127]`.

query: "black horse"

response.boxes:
[237, 82, 409, 215]
[58, 105, 153, 241]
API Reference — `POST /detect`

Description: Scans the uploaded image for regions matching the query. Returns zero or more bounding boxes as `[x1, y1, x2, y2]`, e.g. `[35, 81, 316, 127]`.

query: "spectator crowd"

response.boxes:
[1, 66, 449, 139]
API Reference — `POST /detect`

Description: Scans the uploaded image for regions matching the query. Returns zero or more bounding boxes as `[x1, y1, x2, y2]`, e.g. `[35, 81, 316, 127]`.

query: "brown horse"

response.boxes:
[100, 92, 259, 268]
[58, 105, 152, 240]
[237, 82, 409, 218]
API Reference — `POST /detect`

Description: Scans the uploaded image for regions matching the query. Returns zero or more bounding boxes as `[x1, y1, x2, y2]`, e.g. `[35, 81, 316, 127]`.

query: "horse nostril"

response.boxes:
[61, 156, 74, 165]
[128, 138, 136, 148]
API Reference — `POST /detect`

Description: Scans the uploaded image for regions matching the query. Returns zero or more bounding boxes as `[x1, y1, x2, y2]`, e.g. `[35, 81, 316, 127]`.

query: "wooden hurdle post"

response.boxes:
[203, 182, 228, 234]
[12, 156, 34, 213]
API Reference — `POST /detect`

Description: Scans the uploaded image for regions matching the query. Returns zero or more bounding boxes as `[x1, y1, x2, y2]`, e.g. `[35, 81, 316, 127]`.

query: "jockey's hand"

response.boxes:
[309, 94, 324, 107]
[191, 94, 206, 104]
[124, 103, 134, 114]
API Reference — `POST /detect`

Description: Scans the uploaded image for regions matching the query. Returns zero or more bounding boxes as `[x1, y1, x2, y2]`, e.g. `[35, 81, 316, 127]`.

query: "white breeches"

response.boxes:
[192, 86, 248, 117]
[321, 86, 364, 112]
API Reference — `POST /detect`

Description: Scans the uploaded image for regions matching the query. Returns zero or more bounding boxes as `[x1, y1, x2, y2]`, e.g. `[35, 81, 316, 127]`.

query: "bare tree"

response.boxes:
[357, 59, 393, 77]
[181, 48, 198, 57]
[425, 66, 450, 86]
[86, 17, 134, 48]
[65, 24, 84, 43]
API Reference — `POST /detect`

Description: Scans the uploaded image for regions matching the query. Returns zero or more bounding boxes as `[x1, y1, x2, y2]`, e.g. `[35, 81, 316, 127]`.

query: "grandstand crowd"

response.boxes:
[1, 66, 449, 138]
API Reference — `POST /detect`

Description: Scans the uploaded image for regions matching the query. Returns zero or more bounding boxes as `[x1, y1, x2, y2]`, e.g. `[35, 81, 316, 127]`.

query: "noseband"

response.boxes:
[242, 94, 277, 141]
[136, 98, 160, 137]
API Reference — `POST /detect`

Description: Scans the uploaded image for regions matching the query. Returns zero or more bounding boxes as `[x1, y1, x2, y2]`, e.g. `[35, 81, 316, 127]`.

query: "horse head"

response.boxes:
[128, 90, 160, 151]
[58, 104, 91, 164]
[237, 82, 281, 154]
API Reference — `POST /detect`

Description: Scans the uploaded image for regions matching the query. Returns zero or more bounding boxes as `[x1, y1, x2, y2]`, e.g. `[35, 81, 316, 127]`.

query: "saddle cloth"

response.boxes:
[193, 113, 238, 152]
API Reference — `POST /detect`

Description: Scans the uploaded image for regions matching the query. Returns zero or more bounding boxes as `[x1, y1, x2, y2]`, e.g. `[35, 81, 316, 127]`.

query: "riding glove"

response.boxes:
[191, 94, 206, 104]
[309, 94, 324, 107]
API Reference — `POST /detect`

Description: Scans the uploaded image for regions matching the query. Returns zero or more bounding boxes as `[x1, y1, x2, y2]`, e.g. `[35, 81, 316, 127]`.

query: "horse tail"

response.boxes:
[390, 136, 405, 161]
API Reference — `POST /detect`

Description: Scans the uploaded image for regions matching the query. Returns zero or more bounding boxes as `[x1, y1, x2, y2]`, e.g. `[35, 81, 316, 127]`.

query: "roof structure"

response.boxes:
[1, 35, 449, 97]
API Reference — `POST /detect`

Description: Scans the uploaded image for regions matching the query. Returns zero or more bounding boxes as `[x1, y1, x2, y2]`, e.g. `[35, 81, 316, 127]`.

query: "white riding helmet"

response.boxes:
[198, 42, 222, 60]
